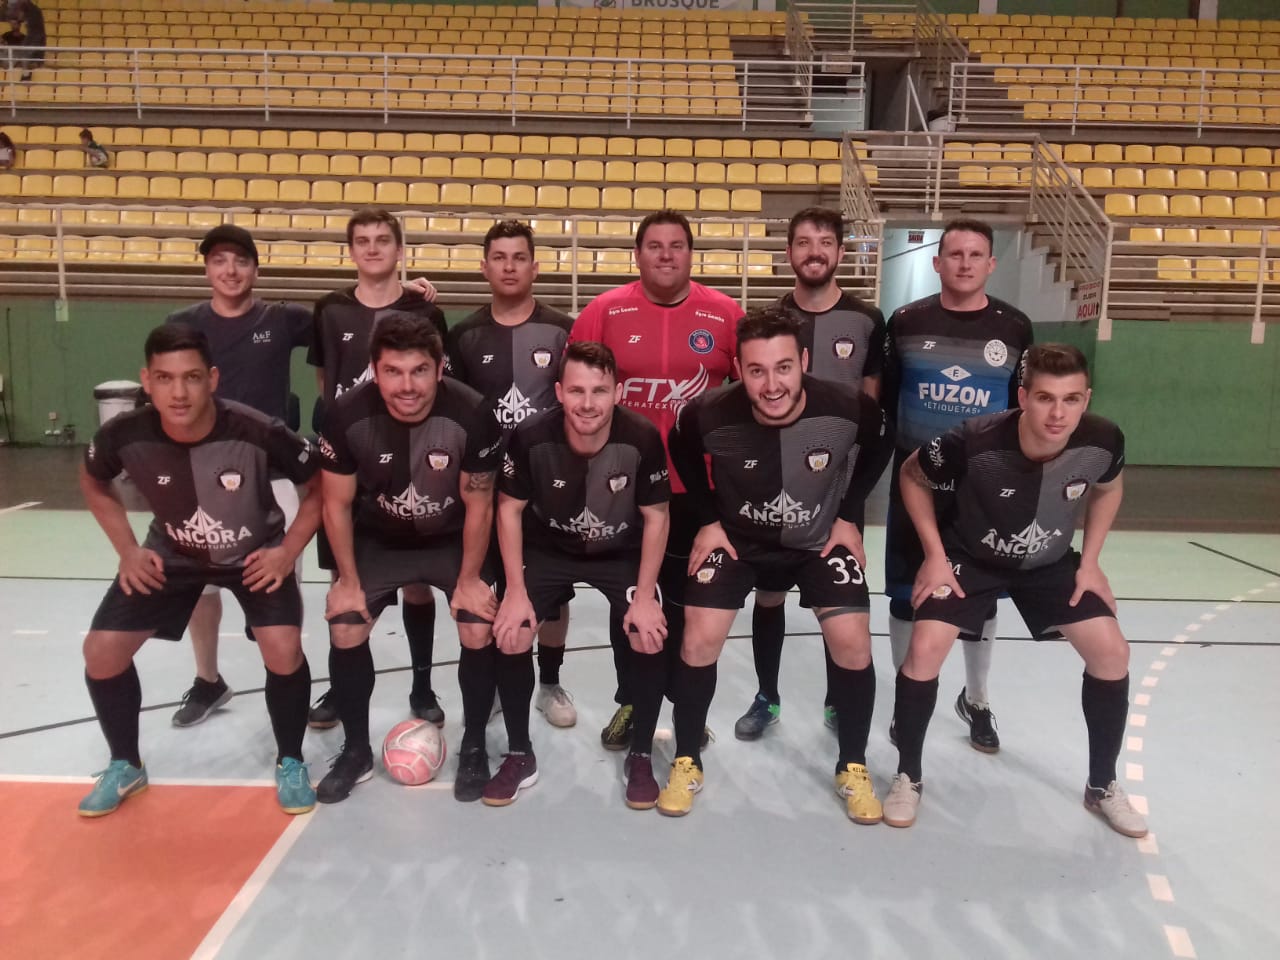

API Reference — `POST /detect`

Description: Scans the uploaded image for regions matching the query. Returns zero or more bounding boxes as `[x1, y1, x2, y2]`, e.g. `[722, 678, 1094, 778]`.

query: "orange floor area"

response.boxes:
[0, 781, 293, 960]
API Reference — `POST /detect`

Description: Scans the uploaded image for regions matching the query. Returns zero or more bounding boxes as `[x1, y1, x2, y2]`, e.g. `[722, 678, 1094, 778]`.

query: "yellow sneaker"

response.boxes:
[656, 756, 703, 817]
[835, 762, 883, 824]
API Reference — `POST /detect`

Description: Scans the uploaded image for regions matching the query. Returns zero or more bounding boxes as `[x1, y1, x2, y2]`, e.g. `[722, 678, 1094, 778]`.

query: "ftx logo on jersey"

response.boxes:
[739, 490, 820, 526]
[165, 507, 252, 549]
[621, 364, 710, 413]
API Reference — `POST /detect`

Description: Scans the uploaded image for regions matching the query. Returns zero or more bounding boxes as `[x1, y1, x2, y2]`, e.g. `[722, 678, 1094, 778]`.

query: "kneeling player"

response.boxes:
[886, 343, 1146, 838]
[492, 342, 671, 808]
[662, 305, 892, 820]
[79, 324, 322, 817]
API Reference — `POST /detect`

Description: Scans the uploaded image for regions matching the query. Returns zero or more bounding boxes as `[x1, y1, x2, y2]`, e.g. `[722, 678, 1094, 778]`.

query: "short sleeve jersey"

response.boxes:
[308, 286, 448, 405]
[670, 376, 892, 552]
[570, 280, 742, 494]
[881, 294, 1033, 454]
[84, 399, 318, 567]
[500, 406, 670, 557]
[918, 409, 1125, 571]
[444, 302, 574, 437]
[778, 291, 886, 385]
[166, 300, 312, 422]
[318, 379, 501, 545]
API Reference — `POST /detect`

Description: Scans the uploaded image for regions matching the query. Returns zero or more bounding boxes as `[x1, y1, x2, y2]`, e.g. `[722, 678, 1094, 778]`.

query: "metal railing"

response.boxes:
[838, 131, 886, 306]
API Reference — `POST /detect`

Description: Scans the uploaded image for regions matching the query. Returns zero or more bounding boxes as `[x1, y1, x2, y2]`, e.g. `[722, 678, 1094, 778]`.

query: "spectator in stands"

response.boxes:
[0, 128, 15, 169]
[8, 0, 45, 81]
[79, 128, 109, 168]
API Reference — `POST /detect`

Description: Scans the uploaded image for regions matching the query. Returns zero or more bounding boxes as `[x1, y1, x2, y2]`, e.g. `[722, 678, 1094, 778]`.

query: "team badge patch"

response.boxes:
[695, 566, 717, 584]
[531, 348, 553, 369]
[217, 469, 243, 492]
[832, 337, 855, 360]
[609, 474, 629, 493]
[984, 339, 1009, 366]
[1064, 479, 1089, 501]
[428, 450, 450, 470]
[806, 449, 831, 472]
[688, 329, 715, 355]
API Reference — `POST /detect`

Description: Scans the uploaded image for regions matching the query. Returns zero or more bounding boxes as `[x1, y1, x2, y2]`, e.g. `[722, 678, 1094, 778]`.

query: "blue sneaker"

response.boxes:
[78, 759, 148, 817]
[276, 757, 316, 814]
[733, 694, 780, 741]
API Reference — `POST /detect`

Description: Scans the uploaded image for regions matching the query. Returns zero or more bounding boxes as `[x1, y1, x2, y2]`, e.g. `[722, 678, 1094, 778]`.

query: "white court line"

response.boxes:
[1198, 613, 1216, 622]
[1164, 925, 1197, 958]
[1172, 634, 1188, 643]
[1141, 676, 1159, 688]
[1215, 603, 1232, 612]
[13, 629, 49, 636]
[1137, 832, 1159, 855]
[0, 500, 41, 515]
[1229, 596, 1245, 603]
[190, 810, 316, 960]
[1151, 660, 1168, 671]
[1248, 588, 1263, 595]
[1130, 794, 1149, 815]
[1183, 623, 1201, 633]
[1126, 762, 1144, 782]
[1160, 647, 1177, 657]
[1127, 736, 1144, 752]
[1135, 693, 1151, 706]
[1147, 874, 1174, 902]
[1130, 713, 1148, 727]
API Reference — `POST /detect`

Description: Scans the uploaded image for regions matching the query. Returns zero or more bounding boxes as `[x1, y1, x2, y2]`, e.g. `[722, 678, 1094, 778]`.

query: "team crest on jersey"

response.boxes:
[806, 449, 831, 472]
[984, 339, 1009, 367]
[217, 469, 243, 492]
[427, 449, 450, 470]
[608, 473, 629, 493]
[832, 337, 855, 360]
[688, 329, 715, 355]
[695, 566, 717, 584]
[1064, 479, 1089, 501]
[531, 348, 553, 369]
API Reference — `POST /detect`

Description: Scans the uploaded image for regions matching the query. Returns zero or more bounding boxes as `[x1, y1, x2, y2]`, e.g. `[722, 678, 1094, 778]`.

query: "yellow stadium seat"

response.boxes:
[247, 179, 278, 202]
[1062, 144, 1093, 163]
[1128, 227, 1163, 242]
[123, 238, 160, 263]
[787, 163, 818, 185]
[1163, 228, 1197, 244]
[1123, 144, 1154, 164]
[214, 178, 247, 202]
[1169, 195, 1201, 217]
[180, 178, 214, 201]
[1183, 145, 1213, 166]
[731, 189, 762, 213]
[473, 183, 503, 206]
[568, 186, 600, 209]
[1104, 193, 1137, 216]
[408, 182, 440, 205]
[632, 187, 665, 211]
[330, 155, 360, 178]
[1175, 168, 1207, 190]
[1207, 169, 1237, 190]
[373, 181, 407, 205]
[275, 180, 308, 203]
[1195, 258, 1232, 281]
[50, 174, 83, 198]
[1082, 168, 1112, 188]
[116, 176, 149, 199]
[1157, 256, 1192, 280]
[1234, 196, 1266, 219]
[1145, 168, 1176, 190]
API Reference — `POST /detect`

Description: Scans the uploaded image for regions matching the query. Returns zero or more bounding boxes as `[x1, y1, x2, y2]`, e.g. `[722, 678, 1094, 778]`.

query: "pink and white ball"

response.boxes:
[382, 719, 447, 785]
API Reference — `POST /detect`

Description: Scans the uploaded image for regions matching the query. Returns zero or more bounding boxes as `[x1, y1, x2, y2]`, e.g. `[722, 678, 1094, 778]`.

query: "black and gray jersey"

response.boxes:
[308, 286, 448, 407]
[881, 294, 1033, 454]
[84, 399, 318, 566]
[669, 376, 893, 552]
[444, 302, 574, 437]
[777, 291, 886, 386]
[318, 379, 501, 546]
[919, 409, 1125, 571]
[500, 406, 670, 557]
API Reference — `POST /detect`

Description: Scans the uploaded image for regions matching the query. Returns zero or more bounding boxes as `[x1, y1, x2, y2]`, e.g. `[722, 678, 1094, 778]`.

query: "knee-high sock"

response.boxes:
[265, 657, 311, 763]
[536, 642, 564, 687]
[750, 602, 786, 704]
[1082, 672, 1129, 788]
[829, 661, 876, 767]
[822, 641, 837, 709]
[458, 644, 497, 752]
[658, 552, 687, 701]
[85, 663, 142, 768]
[496, 649, 535, 753]
[402, 600, 436, 695]
[671, 661, 716, 768]
[893, 670, 939, 782]
[329, 641, 375, 754]
[961, 615, 997, 706]
[627, 648, 668, 756]
[608, 609, 631, 706]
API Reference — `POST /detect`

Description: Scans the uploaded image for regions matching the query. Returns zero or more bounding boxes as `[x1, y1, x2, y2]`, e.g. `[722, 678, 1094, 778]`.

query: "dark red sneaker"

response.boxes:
[482, 752, 538, 807]
[624, 752, 659, 810]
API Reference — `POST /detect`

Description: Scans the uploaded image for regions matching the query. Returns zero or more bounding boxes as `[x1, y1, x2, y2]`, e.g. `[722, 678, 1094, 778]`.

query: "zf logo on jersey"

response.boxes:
[531, 348, 553, 369]
[1064, 479, 1089, 501]
[427, 450, 450, 470]
[378, 453, 393, 464]
[688, 329, 715, 355]
[157, 475, 172, 485]
[217, 469, 243, 492]
[984, 339, 1009, 367]
[608, 474, 629, 493]
[806, 449, 831, 472]
[832, 337, 855, 360]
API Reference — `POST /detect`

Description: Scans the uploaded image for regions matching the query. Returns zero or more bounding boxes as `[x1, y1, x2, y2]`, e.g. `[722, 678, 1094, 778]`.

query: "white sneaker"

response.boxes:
[535, 683, 577, 728]
[883, 772, 922, 828]
[1084, 781, 1148, 838]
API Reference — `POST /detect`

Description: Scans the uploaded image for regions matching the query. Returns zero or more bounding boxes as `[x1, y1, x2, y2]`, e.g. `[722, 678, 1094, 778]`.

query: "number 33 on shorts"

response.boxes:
[826, 553, 865, 585]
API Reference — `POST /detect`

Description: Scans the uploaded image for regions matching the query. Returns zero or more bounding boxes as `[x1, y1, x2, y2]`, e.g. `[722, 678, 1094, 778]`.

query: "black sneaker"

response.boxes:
[600, 704, 633, 751]
[171, 675, 233, 727]
[409, 688, 445, 727]
[454, 747, 490, 803]
[733, 694, 779, 741]
[307, 689, 339, 730]
[316, 743, 374, 804]
[954, 687, 1000, 753]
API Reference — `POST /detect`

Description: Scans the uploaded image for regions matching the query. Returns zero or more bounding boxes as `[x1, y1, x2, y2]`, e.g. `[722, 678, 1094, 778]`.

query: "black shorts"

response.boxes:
[518, 545, 640, 624]
[492, 531, 572, 619]
[884, 450, 928, 602]
[685, 538, 871, 612]
[330, 535, 497, 626]
[658, 492, 701, 608]
[90, 565, 303, 641]
[913, 549, 1115, 638]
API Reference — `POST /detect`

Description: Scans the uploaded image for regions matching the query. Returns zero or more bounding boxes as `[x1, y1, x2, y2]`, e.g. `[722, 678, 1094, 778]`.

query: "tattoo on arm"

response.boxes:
[465, 471, 496, 492]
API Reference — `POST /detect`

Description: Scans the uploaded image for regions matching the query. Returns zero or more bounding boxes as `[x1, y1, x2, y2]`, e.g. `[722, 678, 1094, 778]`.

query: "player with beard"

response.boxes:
[734, 207, 887, 741]
[445, 220, 578, 729]
[661, 306, 892, 820]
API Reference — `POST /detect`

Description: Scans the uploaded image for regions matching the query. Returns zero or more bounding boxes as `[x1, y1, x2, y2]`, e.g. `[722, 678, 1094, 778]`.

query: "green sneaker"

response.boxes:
[276, 757, 316, 815]
[78, 759, 148, 818]
[825, 705, 838, 732]
[733, 694, 780, 741]
[600, 704, 634, 751]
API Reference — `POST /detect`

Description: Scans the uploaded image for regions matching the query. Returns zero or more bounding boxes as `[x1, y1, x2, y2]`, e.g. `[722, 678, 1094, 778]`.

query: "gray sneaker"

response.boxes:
[172, 675, 232, 727]
[535, 684, 577, 727]
[883, 772, 922, 828]
[1084, 781, 1148, 838]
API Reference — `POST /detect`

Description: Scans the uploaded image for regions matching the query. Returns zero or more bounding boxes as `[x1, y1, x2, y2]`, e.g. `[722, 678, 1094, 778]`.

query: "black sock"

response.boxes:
[658, 550, 687, 702]
[496, 649, 535, 753]
[608, 609, 631, 706]
[265, 658, 311, 763]
[751, 602, 785, 704]
[830, 660, 876, 768]
[536, 642, 564, 687]
[822, 641, 837, 709]
[458, 644, 497, 752]
[85, 664, 142, 768]
[1082, 672, 1129, 788]
[628, 648, 668, 756]
[672, 660, 716, 768]
[329, 641, 375, 755]
[402, 600, 436, 696]
[893, 671, 939, 782]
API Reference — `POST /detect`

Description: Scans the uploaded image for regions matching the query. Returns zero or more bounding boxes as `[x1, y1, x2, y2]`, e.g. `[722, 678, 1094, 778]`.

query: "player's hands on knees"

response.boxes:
[1070, 560, 1116, 614]
[688, 521, 737, 575]
[911, 554, 965, 610]
[623, 595, 667, 654]
[820, 517, 866, 569]
[451, 575, 498, 622]
[118, 547, 165, 596]
[242, 545, 293, 593]
[493, 590, 537, 652]
[325, 577, 370, 623]
[404, 276, 437, 301]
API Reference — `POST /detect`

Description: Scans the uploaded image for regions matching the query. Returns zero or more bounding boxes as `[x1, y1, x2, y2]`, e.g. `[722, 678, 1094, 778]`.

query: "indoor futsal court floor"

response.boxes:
[2, 448, 1278, 959]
